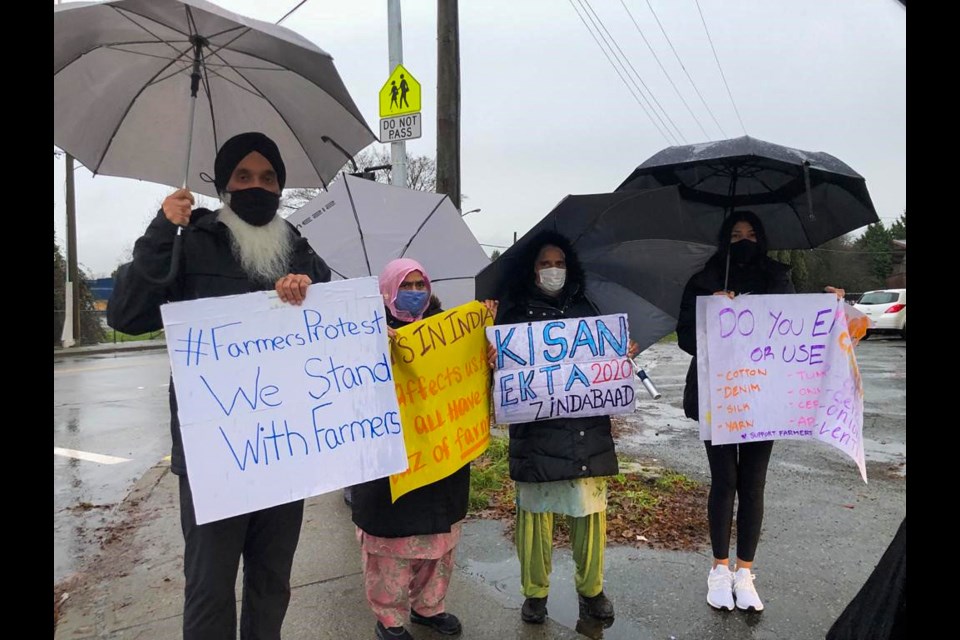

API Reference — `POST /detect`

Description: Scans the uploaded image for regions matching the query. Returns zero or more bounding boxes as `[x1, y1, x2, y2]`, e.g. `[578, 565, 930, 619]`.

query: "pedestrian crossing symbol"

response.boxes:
[379, 64, 421, 118]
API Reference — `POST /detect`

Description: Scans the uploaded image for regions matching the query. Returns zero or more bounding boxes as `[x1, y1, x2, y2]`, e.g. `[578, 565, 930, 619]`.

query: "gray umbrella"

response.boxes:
[285, 175, 490, 309]
[54, 0, 376, 196]
[475, 185, 716, 354]
[616, 136, 880, 250]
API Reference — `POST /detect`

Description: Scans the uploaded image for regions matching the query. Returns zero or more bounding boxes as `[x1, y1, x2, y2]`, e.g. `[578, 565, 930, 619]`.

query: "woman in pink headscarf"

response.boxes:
[351, 258, 467, 640]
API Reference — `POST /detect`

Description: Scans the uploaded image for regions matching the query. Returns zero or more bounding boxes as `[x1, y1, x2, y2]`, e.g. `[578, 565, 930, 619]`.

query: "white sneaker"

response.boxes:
[733, 568, 764, 612]
[706, 565, 735, 611]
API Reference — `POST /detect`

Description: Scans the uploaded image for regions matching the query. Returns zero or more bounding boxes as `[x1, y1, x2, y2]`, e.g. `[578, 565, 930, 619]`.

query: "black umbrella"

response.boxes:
[616, 135, 880, 250]
[475, 185, 716, 355]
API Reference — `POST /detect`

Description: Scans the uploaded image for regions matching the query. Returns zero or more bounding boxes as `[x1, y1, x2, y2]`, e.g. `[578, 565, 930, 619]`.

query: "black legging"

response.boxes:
[704, 440, 774, 562]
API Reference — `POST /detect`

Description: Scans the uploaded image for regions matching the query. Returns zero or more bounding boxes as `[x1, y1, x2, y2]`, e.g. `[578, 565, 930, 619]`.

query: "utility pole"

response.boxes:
[388, 0, 408, 187]
[62, 153, 79, 347]
[436, 0, 460, 207]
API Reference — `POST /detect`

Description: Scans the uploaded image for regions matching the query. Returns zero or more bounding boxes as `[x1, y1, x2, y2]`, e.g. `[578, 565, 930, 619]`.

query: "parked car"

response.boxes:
[854, 289, 906, 339]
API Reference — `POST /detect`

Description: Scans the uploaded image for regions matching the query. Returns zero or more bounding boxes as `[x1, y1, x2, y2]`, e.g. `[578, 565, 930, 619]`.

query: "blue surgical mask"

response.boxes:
[395, 290, 429, 315]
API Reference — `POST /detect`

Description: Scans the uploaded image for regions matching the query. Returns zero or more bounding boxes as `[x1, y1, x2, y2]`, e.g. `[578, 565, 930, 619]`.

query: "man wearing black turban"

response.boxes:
[109, 132, 331, 640]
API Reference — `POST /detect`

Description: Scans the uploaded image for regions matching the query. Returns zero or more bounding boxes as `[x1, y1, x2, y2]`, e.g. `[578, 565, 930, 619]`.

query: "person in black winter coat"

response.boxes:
[352, 258, 468, 640]
[107, 132, 330, 640]
[490, 230, 639, 626]
[676, 210, 845, 614]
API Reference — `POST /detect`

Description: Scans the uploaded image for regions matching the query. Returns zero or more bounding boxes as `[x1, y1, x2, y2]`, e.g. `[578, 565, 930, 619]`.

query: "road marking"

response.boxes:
[54, 448, 131, 465]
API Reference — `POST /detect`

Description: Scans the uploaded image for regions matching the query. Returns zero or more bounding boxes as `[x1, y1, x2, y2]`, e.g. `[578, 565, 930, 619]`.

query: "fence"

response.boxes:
[54, 310, 164, 345]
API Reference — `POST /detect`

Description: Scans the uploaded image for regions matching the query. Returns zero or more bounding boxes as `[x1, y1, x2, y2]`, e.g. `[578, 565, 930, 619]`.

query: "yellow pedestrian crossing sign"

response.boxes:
[379, 64, 421, 118]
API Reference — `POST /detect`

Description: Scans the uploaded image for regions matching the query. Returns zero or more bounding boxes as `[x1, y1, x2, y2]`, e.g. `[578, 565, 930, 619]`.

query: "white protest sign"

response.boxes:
[696, 294, 867, 481]
[487, 314, 636, 424]
[160, 277, 407, 524]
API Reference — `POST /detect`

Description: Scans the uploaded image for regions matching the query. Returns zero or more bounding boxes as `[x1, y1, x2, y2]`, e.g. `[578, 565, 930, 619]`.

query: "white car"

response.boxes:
[854, 289, 906, 339]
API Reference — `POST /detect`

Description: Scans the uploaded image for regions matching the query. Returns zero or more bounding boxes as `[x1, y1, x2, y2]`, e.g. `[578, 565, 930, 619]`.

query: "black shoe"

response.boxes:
[410, 610, 462, 635]
[521, 596, 548, 624]
[375, 621, 413, 640]
[578, 591, 615, 621]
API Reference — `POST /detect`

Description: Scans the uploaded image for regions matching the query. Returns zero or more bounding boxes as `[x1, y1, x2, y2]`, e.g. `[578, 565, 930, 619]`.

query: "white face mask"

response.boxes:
[537, 267, 566, 293]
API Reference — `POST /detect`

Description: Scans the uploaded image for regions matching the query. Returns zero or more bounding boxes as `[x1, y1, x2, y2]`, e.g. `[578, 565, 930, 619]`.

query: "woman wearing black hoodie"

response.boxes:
[493, 230, 638, 626]
[677, 210, 844, 614]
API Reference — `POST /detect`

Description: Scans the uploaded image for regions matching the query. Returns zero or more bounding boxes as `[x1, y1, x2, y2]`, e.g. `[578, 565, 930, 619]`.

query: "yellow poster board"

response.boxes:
[389, 301, 494, 501]
[379, 64, 421, 117]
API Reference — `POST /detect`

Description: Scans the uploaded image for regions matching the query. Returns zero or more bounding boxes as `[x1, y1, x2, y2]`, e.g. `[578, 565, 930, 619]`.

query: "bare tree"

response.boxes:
[280, 145, 438, 217]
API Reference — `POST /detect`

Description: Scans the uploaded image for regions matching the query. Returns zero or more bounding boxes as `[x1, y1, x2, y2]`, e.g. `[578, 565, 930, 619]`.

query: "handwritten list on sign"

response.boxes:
[696, 294, 867, 481]
[487, 314, 637, 424]
[161, 277, 408, 524]
[389, 301, 494, 502]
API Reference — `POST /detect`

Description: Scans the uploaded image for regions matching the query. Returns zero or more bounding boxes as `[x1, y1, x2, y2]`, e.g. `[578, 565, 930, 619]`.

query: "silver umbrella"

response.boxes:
[286, 175, 491, 309]
[54, 0, 376, 196]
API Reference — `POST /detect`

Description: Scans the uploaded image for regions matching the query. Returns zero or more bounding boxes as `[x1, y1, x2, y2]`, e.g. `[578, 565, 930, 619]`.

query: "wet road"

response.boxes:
[458, 335, 906, 639]
[54, 351, 171, 583]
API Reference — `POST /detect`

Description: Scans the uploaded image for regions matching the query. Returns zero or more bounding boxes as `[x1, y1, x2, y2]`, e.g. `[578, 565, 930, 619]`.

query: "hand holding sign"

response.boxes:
[696, 293, 868, 481]
[487, 314, 638, 424]
[389, 301, 495, 501]
[160, 277, 408, 523]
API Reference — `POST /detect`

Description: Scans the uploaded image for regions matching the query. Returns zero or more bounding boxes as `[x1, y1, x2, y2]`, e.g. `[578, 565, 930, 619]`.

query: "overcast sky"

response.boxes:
[54, 0, 906, 277]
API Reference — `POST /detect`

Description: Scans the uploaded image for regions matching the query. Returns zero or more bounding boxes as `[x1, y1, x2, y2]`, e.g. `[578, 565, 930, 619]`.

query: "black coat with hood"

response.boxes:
[676, 212, 795, 423]
[107, 208, 331, 475]
[495, 231, 619, 483]
[351, 295, 472, 538]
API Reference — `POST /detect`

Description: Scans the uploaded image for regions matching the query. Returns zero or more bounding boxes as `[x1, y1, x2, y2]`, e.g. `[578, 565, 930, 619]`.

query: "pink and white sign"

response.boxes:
[697, 294, 869, 481]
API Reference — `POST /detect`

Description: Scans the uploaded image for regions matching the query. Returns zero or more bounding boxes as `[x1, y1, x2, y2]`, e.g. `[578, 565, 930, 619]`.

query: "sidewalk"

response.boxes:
[53, 458, 901, 640]
[54, 339, 168, 359]
[54, 462, 581, 640]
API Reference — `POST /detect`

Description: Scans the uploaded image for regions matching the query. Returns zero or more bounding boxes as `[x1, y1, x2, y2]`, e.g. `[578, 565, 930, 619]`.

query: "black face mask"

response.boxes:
[227, 188, 280, 226]
[729, 239, 761, 264]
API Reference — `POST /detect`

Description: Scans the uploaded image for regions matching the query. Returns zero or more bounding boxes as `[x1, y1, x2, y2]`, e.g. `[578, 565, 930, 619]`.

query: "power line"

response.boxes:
[619, 0, 710, 140]
[580, 0, 688, 144]
[573, 0, 679, 144]
[694, 0, 746, 135]
[643, 0, 727, 138]
[567, 0, 675, 145]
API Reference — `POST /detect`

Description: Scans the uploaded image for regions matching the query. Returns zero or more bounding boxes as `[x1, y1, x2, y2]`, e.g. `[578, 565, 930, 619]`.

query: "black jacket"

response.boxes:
[107, 209, 331, 475]
[676, 254, 794, 421]
[350, 296, 472, 538]
[496, 284, 619, 483]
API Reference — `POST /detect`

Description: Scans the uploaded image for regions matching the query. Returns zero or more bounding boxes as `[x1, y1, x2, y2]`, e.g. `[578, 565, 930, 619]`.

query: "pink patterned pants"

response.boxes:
[360, 548, 456, 627]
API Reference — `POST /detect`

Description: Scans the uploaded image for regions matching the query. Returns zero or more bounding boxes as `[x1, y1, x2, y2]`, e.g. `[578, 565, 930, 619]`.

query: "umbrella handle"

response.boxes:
[132, 231, 183, 286]
[632, 362, 661, 400]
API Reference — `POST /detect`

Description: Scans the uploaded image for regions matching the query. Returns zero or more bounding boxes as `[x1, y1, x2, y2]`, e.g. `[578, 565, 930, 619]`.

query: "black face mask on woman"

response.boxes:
[227, 188, 281, 226]
[729, 239, 761, 264]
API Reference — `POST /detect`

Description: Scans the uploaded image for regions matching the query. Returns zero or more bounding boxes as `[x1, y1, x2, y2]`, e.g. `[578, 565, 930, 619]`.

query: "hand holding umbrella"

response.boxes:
[162, 188, 195, 227]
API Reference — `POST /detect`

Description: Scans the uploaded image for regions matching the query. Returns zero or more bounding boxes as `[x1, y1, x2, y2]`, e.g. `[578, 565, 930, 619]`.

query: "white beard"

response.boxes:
[217, 204, 293, 284]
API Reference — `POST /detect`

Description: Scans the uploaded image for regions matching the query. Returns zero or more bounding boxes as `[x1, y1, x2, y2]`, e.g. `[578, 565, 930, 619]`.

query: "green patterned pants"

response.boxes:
[515, 508, 606, 598]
